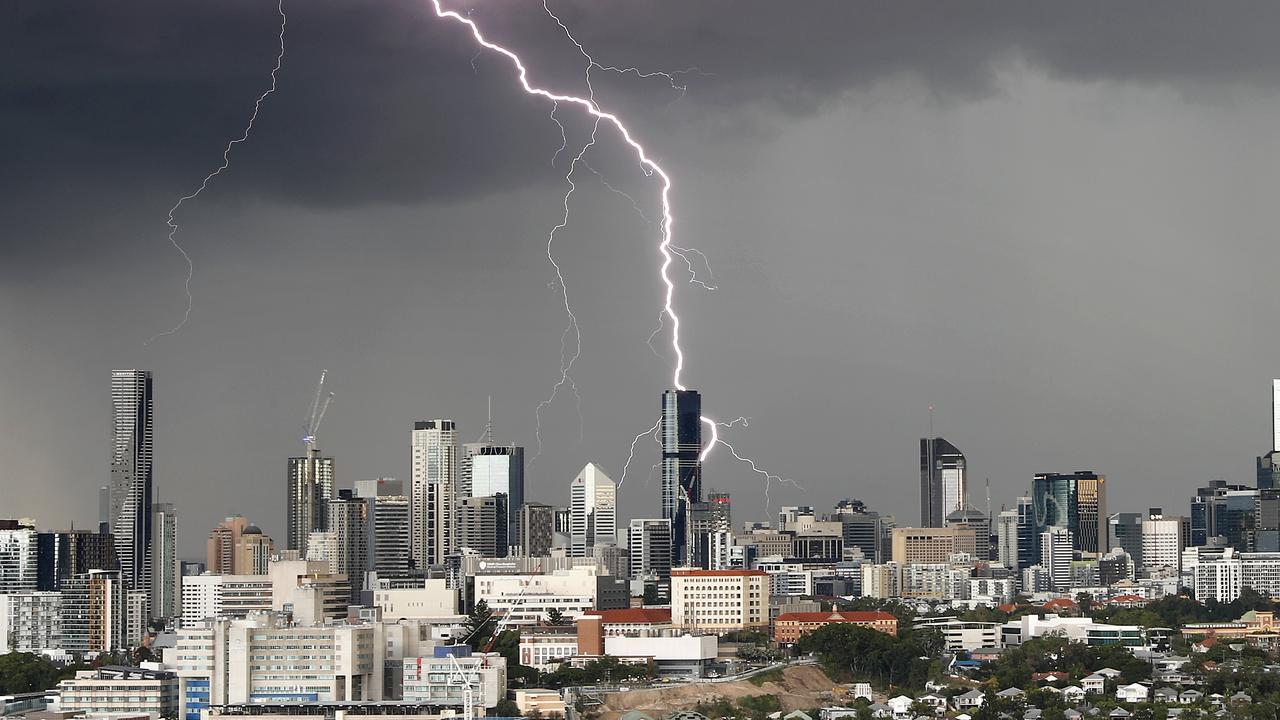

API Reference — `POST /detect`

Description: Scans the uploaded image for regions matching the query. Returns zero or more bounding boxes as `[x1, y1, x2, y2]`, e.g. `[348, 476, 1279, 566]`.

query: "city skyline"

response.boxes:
[8, 3, 1280, 557]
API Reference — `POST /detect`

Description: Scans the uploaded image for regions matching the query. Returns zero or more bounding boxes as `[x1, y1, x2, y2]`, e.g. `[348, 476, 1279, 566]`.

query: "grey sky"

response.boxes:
[3, 1, 1280, 555]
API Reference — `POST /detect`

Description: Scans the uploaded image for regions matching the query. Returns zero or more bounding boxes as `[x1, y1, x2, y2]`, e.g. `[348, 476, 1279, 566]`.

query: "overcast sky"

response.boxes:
[5, 1, 1280, 556]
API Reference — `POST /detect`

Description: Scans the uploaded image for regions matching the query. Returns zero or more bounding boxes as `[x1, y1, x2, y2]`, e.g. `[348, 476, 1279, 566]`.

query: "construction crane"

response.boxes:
[446, 579, 533, 718]
[302, 369, 334, 450]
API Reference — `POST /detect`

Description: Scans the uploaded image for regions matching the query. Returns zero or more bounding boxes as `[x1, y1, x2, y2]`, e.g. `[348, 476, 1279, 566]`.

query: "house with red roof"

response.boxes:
[773, 610, 898, 644]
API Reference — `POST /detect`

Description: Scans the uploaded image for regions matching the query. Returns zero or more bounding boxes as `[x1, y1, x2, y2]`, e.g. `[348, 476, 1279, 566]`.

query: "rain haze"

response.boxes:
[4, 0, 1280, 555]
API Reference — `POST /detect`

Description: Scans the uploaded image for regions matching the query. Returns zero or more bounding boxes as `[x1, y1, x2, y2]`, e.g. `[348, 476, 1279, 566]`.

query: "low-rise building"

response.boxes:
[402, 646, 506, 709]
[57, 666, 179, 719]
[914, 617, 1000, 652]
[514, 689, 567, 718]
[605, 634, 717, 678]
[774, 611, 898, 644]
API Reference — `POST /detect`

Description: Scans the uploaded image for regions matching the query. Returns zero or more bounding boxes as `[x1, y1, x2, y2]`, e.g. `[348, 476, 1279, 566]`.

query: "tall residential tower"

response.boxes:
[411, 420, 457, 567]
[109, 369, 154, 593]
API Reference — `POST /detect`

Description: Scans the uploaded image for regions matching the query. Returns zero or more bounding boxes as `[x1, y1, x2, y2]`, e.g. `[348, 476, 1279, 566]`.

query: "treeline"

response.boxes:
[797, 623, 944, 692]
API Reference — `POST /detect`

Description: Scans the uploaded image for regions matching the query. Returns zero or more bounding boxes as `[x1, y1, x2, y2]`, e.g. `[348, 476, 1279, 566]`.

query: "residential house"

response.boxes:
[1116, 684, 1149, 703]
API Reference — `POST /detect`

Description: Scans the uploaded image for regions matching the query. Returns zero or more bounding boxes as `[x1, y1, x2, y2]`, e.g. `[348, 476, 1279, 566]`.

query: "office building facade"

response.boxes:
[920, 437, 965, 528]
[661, 390, 702, 565]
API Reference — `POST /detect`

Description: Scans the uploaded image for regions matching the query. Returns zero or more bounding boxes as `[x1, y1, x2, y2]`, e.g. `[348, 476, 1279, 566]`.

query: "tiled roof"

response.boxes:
[775, 611, 896, 623]
[584, 608, 672, 624]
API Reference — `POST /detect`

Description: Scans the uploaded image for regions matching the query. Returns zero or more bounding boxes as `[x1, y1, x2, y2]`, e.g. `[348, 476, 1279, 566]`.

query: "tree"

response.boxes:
[545, 608, 569, 626]
[465, 600, 497, 650]
[0, 652, 72, 695]
[642, 584, 662, 605]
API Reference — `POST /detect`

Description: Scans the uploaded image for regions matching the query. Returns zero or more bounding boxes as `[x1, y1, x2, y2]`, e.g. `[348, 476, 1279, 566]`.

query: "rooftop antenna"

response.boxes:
[485, 395, 493, 444]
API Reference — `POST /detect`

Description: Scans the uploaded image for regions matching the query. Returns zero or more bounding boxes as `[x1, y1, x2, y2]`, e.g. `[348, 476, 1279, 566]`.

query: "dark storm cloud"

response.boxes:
[5, 0, 1280, 215]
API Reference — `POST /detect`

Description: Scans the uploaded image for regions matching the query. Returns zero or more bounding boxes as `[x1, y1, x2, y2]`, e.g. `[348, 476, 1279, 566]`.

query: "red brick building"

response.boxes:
[773, 610, 898, 644]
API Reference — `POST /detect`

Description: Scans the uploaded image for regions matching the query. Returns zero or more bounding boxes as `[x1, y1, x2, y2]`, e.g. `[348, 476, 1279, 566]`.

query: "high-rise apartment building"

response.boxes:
[661, 390, 702, 565]
[109, 369, 154, 593]
[37, 530, 119, 591]
[1031, 471, 1107, 556]
[1191, 480, 1251, 547]
[0, 520, 39, 594]
[629, 518, 673, 580]
[920, 437, 965, 528]
[62, 569, 129, 656]
[997, 509, 1019, 570]
[411, 420, 457, 568]
[151, 503, 179, 620]
[518, 503, 554, 558]
[1040, 526, 1073, 591]
[206, 516, 249, 575]
[234, 526, 274, 576]
[569, 463, 616, 557]
[353, 479, 411, 576]
[286, 446, 334, 557]
[326, 490, 370, 602]
[690, 490, 731, 569]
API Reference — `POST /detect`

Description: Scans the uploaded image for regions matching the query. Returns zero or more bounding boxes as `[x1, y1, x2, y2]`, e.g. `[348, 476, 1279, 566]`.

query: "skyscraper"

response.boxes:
[287, 446, 334, 556]
[830, 499, 890, 563]
[109, 369, 154, 592]
[457, 496, 501, 557]
[0, 520, 38, 594]
[1107, 512, 1144, 566]
[327, 490, 370, 601]
[629, 518, 673, 580]
[1015, 496, 1037, 571]
[690, 490, 732, 569]
[461, 443, 524, 549]
[207, 516, 249, 575]
[661, 389, 702, 565]
[997, 508, 1019, 570]
[920, 437, 965, 528]
[1040, 526, 1073, 591]
[353, 479, 411, 576]
[569, 463, 617, 557]
[1273, 379, 1280, 452]
[411, 420, 457, 568]
[36, 529, 118, 591]
[150, 503, 179, 619]
[1031, 471, 1107, 556]
[518, 502, 554, 557]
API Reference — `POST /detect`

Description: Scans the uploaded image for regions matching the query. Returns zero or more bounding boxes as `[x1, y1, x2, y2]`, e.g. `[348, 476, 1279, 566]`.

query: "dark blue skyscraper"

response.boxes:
[661, 389, 702, 566]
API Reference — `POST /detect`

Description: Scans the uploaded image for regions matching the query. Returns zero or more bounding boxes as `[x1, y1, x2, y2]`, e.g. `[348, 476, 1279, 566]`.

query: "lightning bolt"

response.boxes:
[431, 1, 793, 509]
[619, 416, 662, 489]
[701, 417, 803, 514]
[532, 118, 600, 462]
[145, 0, 287, 345]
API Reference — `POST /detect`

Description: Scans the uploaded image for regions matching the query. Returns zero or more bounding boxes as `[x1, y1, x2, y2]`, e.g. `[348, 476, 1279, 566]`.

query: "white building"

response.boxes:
[473, 566, 604, 625]
[180, 574, 272, 626]
[0, 592, 63, 657]
[0, 521, 38, 594]
[518, 628, 579, 671]
[1143, 511, 1187, 574]
[605, 634, 717, 678]
[368, 578, 458, 618]
[1000, 614, 1143, 647]
[1040, 526, 1073, 591]
[1192, 548, 1280, 603]
[914, 617, 1000, 651]
[58, 666, 179, 719]
[629, 518, 673, 580]
[172, 613, 384, 718]
[671, 569, 768, 632]
[411, 420, 457, 568]
[402, 647, 506, 709]
[569, 463, 617, 557]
